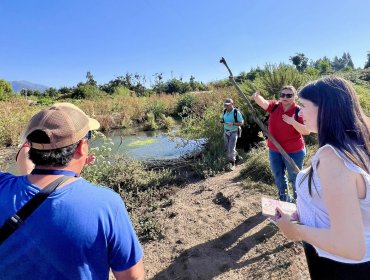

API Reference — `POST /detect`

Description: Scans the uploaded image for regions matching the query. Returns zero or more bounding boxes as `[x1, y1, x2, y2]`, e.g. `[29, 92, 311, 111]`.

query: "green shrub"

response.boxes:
[113, 86, 131, 97]
[303, 133, 318, 146]
[304, 144, 318, 167]
[180, 100, 231, 177]
[144, 112, 159, 130]
[0, 80, 13, 101]
[134, 213, 162, 242]
[72, 84, 105, 99]
[82, 131, 115, 183]
[208, 79, 232, 89]
[96, 158, 173, 192]
[175, 93, 197, 117]
[164, 78, 191, 94]
[304, 67, 320, 78]
[158, 114, 176, 130]
[359, 68, 370, 82]
[37, 96, 55, 106]
[191, 146, 228, 178]
[240, 143, 274, 185]
[144, 100, 166, 119]
[354, 84, 370, 116]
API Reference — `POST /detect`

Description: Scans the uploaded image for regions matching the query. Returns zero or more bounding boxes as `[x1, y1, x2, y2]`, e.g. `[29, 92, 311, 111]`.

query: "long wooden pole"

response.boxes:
[220, 57, 300, 175]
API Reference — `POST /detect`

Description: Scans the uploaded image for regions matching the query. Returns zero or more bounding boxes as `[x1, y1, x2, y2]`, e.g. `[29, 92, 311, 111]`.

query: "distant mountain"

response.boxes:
[11, 80, 49, 93]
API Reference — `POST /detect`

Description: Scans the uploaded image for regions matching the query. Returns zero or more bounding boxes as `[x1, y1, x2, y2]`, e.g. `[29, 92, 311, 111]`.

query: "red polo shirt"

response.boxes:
[266, 101, 305, 153]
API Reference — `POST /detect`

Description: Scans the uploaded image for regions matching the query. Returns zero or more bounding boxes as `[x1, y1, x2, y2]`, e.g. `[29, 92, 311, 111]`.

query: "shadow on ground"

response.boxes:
[151, 212, 286, 280]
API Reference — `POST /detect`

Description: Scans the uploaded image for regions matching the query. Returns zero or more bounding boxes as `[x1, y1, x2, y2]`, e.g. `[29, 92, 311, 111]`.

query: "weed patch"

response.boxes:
[128, 138, 156, 147]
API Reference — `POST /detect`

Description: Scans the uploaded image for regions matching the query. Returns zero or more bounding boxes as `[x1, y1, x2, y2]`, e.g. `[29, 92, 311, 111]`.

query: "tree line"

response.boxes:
[289, 52, 370, 73]
[230, 52, 370, 85]
[12, 73, 208, 100]
[1, 51, 370, 101]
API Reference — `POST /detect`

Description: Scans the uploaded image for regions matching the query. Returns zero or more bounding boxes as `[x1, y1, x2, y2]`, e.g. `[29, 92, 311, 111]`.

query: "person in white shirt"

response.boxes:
[275, 76, 370, 279]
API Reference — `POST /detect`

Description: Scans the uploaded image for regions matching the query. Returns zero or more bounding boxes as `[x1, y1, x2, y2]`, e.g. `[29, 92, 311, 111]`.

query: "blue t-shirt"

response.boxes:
[0, 172, 143, 280]
[223, 108, 244, 132]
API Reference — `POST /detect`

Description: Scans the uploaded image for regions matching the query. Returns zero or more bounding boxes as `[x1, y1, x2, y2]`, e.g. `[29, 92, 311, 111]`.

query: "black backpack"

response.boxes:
[223, 107, 245, 124]
[271, 103, 300, 120]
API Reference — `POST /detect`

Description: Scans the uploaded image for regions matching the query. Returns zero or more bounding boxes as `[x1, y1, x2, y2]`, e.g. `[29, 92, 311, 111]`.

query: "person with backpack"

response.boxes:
[221, 98, 244, 171]
[252, 86, 310, 201]
[0, 103, 144, 280]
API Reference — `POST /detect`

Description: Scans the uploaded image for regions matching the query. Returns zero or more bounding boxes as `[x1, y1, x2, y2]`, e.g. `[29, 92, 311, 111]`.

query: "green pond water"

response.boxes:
[5, 130, 205, 174]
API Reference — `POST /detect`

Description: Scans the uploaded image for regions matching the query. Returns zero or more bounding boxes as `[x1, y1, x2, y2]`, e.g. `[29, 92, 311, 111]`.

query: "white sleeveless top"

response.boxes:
[296, 144, 370, 263]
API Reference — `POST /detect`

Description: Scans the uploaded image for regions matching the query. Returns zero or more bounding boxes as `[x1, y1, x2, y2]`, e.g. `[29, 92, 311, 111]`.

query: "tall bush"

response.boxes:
[175, 93, 197, 117]
[0, 80, 13, 101]
[241, 64, 308, 99]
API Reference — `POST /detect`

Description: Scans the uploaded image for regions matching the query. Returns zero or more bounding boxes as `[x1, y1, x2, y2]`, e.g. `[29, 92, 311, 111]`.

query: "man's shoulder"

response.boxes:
[0, 171, 15, 177]
[0, 172, 16, 185]
[79, 178, 117, 191]
[76, 178, 122, 201]
[233, 107, 243, 115]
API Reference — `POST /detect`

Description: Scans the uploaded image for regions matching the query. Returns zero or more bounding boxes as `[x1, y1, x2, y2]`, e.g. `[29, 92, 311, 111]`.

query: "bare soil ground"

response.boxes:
[140, 164, 310, 280]
[0, 147, 17, 171]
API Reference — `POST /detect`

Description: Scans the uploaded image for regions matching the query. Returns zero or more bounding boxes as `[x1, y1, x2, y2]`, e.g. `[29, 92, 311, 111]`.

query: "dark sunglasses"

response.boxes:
[279, 93, 294, 99]
[85, 131, 92, 140]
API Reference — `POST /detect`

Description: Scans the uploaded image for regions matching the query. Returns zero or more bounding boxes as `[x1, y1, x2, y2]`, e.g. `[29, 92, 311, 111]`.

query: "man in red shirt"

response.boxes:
[252, 86, 310, 201]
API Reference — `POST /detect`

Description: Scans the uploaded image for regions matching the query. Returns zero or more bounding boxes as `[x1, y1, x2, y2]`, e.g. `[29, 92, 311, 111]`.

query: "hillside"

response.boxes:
[11, 80, 48, 93]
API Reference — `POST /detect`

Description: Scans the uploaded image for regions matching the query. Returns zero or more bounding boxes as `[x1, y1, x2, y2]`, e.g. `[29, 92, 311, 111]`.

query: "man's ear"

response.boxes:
[75, 140, 88, 157]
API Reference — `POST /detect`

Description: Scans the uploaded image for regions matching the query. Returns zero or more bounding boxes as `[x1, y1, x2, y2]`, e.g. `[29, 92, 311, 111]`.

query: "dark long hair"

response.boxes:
[298, 76, 370, 195]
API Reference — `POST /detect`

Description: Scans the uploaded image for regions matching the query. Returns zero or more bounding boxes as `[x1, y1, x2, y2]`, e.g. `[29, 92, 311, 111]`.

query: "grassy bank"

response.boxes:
[0, 93, 180, 147]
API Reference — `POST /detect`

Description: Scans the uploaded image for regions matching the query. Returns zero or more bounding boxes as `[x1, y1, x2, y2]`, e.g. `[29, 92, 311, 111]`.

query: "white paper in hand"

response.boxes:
[261, 197, 297, 218]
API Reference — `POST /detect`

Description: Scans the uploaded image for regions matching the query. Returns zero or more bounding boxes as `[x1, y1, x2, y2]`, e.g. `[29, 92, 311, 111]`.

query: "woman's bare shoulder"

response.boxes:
[316, 145, 348, 174]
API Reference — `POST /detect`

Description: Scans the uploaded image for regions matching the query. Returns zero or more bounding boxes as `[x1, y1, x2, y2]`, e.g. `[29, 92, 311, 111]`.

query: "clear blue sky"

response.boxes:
[1, 0, 370, 88]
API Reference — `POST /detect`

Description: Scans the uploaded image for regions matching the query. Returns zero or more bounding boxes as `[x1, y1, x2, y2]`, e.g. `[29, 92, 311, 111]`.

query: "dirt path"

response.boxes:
[140, 164, 310, 280]
[0, 147, 17, 171]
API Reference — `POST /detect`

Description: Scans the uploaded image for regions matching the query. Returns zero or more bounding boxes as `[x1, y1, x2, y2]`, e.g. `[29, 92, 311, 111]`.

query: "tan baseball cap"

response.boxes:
[224, 98, 233, 105]
[21, 102, 100, 150]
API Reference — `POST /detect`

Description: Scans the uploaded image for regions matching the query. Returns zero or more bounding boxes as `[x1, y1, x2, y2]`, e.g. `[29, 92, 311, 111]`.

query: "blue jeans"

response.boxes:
[269, 148, 306, 201]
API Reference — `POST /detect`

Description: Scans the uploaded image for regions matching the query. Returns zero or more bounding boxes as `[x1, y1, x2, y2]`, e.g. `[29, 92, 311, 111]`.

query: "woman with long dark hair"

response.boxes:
[275, 76, 370, 279]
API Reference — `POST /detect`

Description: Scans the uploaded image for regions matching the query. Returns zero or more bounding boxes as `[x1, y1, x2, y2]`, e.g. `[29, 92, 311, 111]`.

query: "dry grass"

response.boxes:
[79, 94, 177, 131]
[0, 94, 179, 146]
[0, 97, 42, 146]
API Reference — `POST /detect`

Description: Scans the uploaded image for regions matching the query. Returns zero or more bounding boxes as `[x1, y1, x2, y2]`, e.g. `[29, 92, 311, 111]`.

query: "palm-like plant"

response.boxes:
[241, 64, 309, 99]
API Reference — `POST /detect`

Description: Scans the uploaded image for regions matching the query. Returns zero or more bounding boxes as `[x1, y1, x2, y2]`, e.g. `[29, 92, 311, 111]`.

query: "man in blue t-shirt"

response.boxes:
[0, 103, 144, 280]
[221, 98, 244, 171]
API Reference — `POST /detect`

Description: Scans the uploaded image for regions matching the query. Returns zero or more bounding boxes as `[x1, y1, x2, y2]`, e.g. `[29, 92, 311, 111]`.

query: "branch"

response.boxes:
[219, 57, 300, 175]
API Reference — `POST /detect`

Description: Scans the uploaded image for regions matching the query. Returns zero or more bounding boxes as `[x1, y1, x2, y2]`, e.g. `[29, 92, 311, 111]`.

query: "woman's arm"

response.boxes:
[282, 114, 311, 135]
[277, 147, 366, 260]
[251, 91, 269, 111]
